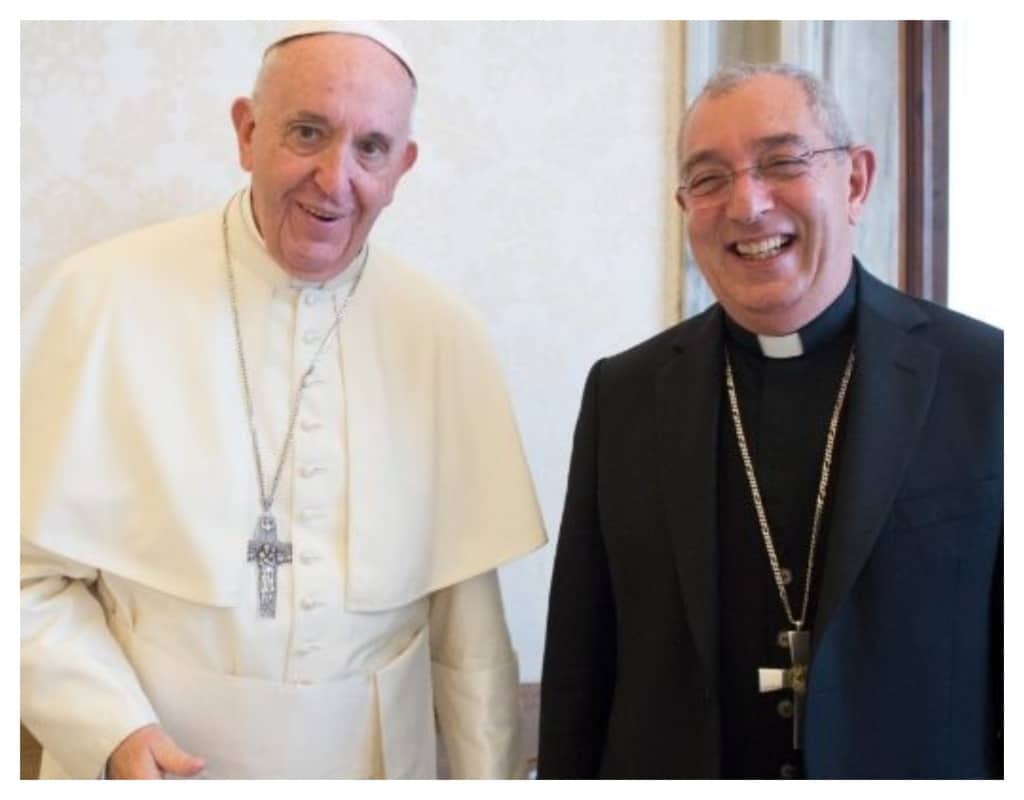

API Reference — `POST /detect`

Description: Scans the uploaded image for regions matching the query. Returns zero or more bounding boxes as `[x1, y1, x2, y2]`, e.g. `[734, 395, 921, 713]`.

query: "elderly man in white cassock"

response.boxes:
[21, 22, 546, 779]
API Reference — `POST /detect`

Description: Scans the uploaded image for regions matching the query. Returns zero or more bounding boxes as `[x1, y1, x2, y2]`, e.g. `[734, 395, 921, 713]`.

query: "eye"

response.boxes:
[285, 123, 327, 153]
[356, 135, 390, 161]
[759, 154, 810, 179]
[686, 171, 730, 197]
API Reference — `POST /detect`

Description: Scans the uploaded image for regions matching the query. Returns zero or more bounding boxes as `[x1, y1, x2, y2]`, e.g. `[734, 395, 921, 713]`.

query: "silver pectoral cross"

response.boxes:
[758, 629, 811, 749]
[246, 512, 291, 618]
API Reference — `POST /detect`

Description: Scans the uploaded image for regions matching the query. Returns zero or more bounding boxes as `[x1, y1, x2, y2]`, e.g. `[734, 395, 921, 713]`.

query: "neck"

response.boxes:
[723, 266, 858, 359]
[733, 262, 855, 336]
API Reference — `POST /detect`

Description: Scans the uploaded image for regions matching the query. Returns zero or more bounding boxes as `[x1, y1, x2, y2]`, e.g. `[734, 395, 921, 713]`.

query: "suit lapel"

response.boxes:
[812, 269, 941, 643]
[656, 306, 724, 694]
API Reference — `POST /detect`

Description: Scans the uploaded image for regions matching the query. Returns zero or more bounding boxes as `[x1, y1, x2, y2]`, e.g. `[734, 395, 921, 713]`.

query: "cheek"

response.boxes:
[253, 148, 310, 192]
[355, 174, 398, 215]
[795, 183, 844, 235]
[686, 213, 720, 255]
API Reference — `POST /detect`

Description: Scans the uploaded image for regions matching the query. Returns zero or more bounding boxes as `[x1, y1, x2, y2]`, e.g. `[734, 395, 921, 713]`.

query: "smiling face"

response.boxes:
[231, 33, 418, 282]
[677, 74, 874, 335]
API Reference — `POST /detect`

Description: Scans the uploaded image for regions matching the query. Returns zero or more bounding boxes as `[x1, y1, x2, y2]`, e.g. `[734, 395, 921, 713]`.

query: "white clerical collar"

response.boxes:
[756, 332, 804, 359]
[236, 188, 367, 293]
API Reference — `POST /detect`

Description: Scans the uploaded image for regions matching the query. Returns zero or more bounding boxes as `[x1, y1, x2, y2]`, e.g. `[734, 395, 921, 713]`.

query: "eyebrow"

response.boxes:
[283, 111, 331, 126]
[681, 133, 812, 175]
[281, 112, 397, 148]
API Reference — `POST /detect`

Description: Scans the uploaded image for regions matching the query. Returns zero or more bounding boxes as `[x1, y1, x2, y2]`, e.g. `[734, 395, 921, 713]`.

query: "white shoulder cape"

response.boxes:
[22, 197, 546, 612]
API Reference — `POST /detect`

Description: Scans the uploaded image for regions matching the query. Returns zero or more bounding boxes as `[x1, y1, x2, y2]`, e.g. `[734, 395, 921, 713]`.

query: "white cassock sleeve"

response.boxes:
[429, 570, 526, 778]
[21, 540, 160, 779]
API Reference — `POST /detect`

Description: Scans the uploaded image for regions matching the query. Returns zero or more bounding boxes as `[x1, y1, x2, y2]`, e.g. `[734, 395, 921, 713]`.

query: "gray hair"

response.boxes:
[680, 62, 854, 159]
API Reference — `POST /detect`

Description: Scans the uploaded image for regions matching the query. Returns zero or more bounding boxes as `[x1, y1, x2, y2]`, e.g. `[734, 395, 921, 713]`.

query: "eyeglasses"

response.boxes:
[677, 146, 851, 209]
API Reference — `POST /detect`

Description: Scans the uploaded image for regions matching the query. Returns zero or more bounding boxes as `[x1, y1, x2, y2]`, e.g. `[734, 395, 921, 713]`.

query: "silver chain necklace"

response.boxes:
[221, 199, 366, 617]
[723, 343, 855, 749]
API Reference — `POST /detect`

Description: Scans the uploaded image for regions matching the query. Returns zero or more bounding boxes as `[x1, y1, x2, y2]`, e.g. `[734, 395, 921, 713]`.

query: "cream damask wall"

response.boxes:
[21, 21, 673, 680]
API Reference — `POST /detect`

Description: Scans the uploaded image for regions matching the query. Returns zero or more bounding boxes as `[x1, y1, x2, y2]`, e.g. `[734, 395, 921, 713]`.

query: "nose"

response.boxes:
[725, 168, 774, 223]
[313, 141, 353, 199]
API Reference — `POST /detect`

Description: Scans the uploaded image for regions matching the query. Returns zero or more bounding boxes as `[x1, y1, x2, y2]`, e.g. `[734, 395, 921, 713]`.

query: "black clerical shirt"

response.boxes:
[718, 272, 857, 779]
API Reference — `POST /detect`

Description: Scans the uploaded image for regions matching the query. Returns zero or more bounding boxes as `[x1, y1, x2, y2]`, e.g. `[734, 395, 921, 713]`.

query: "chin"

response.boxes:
[725, 289, 804, 330]
[281, 246, 347, 280]
[287, 262, 343, 281]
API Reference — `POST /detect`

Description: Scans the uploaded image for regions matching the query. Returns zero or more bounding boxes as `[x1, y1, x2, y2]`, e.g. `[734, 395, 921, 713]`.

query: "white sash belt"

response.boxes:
[117, 625, 436, 778]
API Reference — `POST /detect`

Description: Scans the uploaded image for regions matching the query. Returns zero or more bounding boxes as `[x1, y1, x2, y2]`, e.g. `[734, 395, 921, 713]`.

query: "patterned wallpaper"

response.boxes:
[21, 21, 671, 680]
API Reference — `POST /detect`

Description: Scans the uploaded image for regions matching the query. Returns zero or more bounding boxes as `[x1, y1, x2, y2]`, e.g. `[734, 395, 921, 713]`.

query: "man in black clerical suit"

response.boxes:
[537, 63, 1002, 779]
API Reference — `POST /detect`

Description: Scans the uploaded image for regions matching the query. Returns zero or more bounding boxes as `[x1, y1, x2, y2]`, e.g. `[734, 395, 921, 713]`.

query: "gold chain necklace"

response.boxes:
[723, 343, 855, 749]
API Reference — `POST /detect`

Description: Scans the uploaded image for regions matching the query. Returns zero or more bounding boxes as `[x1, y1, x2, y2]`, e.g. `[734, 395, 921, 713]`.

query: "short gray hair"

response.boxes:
[680, 62, 853, 156]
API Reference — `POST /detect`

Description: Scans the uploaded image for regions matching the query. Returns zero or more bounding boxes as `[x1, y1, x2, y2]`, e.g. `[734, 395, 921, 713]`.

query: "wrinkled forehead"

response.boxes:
[680, 74, 826, 161]
[256, 33, 417, 133]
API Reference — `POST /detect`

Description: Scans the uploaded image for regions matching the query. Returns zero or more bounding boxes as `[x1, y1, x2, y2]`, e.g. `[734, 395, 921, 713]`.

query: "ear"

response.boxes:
[382, 140, 419, 205]
[846, 145, 876, 225]
[230, 97, 257, 173]
[399, 139, 418, 176]
[674, 185, 689, 213]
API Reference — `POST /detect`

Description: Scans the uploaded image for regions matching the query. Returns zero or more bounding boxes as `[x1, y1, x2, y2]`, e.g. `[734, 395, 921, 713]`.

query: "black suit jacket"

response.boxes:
[538, 266, 1003, 778]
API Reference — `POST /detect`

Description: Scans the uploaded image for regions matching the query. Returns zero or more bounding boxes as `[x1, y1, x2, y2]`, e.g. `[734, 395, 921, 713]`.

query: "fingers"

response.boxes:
[107, 723, 205, 779]
[107, 724, 162, 779]
[151, 733, 206, 778]
[113, 749, 163, 779]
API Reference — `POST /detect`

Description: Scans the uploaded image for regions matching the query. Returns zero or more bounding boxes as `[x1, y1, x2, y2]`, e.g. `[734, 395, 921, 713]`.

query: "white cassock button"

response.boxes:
[299, 550, 321, 565]
[300, 596, 319, 611]
[302, 329, 320, 345]
[304, 291, 320, 306]
[300, 464, 325, 478]
[300, 419, 322, 432]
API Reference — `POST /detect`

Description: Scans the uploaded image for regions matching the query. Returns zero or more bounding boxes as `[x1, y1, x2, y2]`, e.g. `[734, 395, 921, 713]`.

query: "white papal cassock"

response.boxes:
[21, 190, 547, 779]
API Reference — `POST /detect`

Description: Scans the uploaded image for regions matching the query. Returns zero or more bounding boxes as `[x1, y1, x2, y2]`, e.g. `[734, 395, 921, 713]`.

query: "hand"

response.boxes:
[106, 724, 205, 779]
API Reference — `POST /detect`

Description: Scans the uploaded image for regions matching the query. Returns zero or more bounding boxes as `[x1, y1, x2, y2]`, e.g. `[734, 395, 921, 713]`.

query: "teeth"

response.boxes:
[735, 235, 788, 259]
[300, 203, 339, 221]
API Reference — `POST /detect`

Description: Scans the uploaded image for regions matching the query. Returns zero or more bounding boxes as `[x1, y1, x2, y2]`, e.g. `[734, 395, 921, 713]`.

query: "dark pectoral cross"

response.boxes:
[246, 512, 291, 618]
[758, 629, 810, 749]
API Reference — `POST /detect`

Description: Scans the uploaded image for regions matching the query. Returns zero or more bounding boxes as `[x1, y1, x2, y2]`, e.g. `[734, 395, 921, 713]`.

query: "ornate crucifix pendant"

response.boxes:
[758, 629, 811, 749]
[246, 512, 292, 618]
